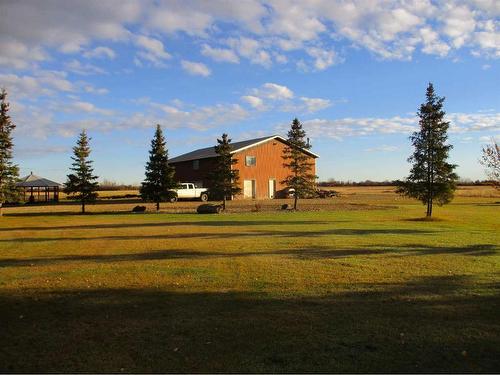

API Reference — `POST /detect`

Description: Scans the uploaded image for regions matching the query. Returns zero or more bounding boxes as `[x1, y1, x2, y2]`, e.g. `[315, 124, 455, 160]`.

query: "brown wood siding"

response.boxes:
[233, 139, 316, 199]
[170, 138, 316, 199]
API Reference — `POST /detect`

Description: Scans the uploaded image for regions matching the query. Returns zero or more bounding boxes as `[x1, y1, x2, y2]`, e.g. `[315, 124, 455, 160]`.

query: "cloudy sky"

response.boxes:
[1, 0, 499, 184]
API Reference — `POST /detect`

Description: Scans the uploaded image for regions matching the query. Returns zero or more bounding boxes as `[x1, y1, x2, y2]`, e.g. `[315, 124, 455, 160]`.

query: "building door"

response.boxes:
[268, 179, 276, 198]
[243, 180, 256, 198]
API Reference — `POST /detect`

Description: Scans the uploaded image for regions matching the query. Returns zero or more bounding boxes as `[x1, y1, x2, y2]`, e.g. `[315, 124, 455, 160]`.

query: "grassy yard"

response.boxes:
[1, 187, 499, 372]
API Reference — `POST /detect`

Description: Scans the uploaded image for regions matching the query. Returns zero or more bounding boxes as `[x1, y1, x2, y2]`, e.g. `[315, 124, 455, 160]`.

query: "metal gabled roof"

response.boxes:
[169, 135, 319, 164]
[16, 172, 62, 187]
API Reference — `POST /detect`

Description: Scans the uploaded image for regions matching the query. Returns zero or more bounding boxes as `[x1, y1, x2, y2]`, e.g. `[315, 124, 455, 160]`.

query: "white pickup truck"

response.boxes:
[169, 183, 209, 202]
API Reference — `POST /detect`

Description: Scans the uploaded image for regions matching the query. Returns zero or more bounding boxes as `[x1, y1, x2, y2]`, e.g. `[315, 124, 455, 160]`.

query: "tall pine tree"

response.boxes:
[207, 133, 241, 210]
[64, 130, 99, 213]
[0, 88, 20, 216]
[397, 83, 458, 217]
[140, 124, 177, 211]
[282, 118, 317, 210]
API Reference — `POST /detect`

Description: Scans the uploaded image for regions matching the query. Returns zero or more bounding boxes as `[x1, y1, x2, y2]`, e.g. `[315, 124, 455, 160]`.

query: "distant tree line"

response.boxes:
[99, 179, 140, 191]
[318, 180, 398, 187]
[318, 178, 494, 187]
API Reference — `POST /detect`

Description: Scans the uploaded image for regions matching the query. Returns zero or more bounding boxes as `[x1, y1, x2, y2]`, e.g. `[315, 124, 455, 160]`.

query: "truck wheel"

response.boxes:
[200, 193, 208, 202]
[169, 196, 178, 203]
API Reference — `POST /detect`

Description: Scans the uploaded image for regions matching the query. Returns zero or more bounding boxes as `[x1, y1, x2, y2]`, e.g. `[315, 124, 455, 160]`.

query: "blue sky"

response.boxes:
[0, 0, 498, 184]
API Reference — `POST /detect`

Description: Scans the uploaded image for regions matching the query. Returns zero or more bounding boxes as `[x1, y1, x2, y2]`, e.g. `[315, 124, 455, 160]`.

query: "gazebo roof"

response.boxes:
[16, 172, 62, 188]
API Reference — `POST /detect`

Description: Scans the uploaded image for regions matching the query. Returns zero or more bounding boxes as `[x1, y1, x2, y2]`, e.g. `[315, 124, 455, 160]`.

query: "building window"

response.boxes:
[245, 155, 256, 167]
[193, 160, 199, 170]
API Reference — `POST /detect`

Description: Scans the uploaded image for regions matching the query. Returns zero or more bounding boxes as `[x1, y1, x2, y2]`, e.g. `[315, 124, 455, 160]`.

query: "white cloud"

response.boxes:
[130, 100, 249, 131]
[241, 95, 265, 110]
[83, 46, 116, 59]
[201, 44, 240, 63]
[0, 73, 50, 98]
[0, 70, 76, 99]
[252, 50, 272, 67]
[64, 59, 106, 75]
[306, 47, 337, 70]
[133, 34, 171, 67]
[252, 82, 294, 100]
[289, 111, 500, 140]
[36, 70, 75, 92]
[442, 4, 476, 48]
[274, 53, 288, 64]
[378, 8, 423, 40]
[0, 0, 139, 67]
[181, 60, 211, 77]
[1, 0, 499, 71]
[266, 1, 326, 42]
[0, 38, 47, 69]
[15, 145, 69, 159]
[448, 112, 500, 133]
[147, 5, 213, 37]
[297, 116, 416, 140]
[63, 101, 114, 116]
[225, 37, 272, 67]
[8, 100, 55, 138]
[0, 69, 110, 113]
[300, 97, 331, 112]
[364, 145, 399, 152]
[242, 83, 332, 114]
[146, 1, 266, 36]
[474, 19, 500, 57]
[83, 84, 109, 95]
[419, 27, 451, 56]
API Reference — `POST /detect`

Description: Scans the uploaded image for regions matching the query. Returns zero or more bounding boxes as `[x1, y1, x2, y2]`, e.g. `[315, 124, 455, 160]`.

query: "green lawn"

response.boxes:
[1, 190, 499, 372]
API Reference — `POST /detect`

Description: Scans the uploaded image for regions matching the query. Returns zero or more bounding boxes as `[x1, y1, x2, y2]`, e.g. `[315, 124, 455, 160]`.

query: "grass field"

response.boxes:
[1, 187, 499, 372]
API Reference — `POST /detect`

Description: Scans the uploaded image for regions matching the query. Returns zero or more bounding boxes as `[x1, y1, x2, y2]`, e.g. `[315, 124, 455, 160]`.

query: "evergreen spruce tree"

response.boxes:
[0, 88, 20, 216]
[140, 124, 177, 211]
[64, 130, 99, 213]
[282, 118, 317, 210]
[396, 83, 458, 217]
[207, 133, 241, 210]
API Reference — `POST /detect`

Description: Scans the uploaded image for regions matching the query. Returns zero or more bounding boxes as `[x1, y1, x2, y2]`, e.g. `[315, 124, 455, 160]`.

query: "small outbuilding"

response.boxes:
[16, 172, 62, 202]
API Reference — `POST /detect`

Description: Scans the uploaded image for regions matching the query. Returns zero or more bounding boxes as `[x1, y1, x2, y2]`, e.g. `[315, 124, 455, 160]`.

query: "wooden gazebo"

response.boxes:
[16, 172, 62, 202]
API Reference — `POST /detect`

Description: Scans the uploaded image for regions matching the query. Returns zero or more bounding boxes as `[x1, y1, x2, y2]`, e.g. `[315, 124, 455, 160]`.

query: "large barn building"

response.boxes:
[169, 135, 318, 199]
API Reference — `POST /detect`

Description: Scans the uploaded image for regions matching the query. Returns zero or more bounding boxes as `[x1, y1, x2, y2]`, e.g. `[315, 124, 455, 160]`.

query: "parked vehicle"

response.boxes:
[169, 183, 209, 202]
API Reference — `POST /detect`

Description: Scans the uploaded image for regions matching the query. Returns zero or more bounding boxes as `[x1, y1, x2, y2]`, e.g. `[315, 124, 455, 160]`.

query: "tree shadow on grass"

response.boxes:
[403, 217, 446, 222]
[286, 228, 436, 236]
[3, 211, 145, 217]
[1, 244, 497, 268]
[0, 247, 383, 267]
[1, 275, 499, 373]
[0, 227, 436, 244]
[12, 198, 144, 208]
[0, 220, 334, 232]
[395, 243, 499, 256]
